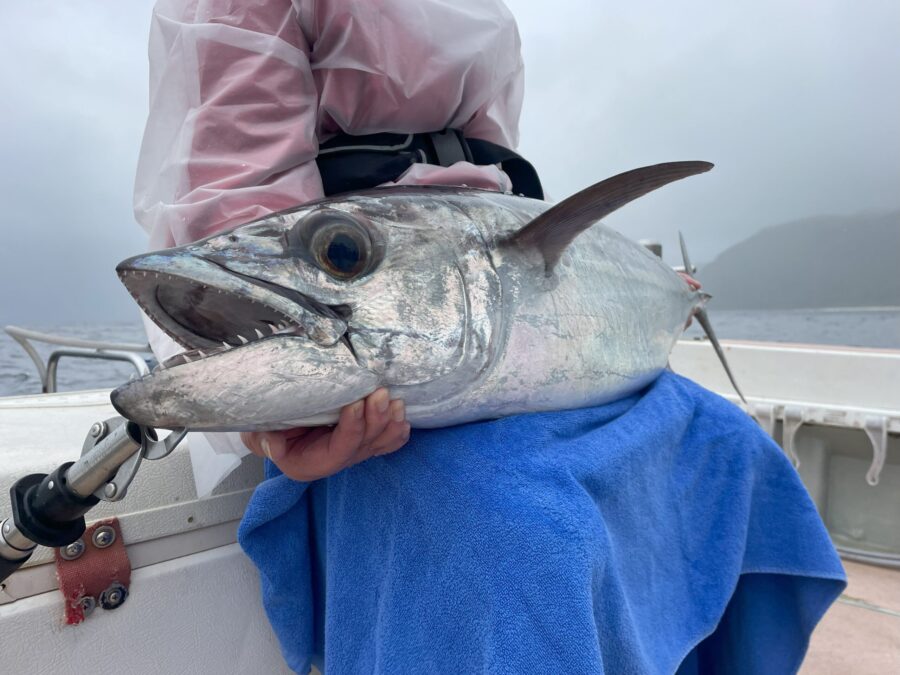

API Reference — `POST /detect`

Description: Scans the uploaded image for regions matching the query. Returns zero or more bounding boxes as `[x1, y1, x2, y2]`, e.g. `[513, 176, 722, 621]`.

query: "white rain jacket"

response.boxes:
[133, 0, 526, 493]
[135, 0, 523, 251]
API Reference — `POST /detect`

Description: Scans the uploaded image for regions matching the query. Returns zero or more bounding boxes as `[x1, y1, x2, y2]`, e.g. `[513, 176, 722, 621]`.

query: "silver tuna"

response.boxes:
[112, 162, 713, 431]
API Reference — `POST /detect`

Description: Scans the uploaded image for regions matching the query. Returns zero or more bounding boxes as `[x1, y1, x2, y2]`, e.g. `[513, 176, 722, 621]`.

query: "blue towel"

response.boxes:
[238, 372, 846, 674]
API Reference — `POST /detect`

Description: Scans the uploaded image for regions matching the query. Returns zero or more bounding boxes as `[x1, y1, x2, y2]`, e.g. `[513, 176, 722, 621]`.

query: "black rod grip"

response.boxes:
[11, 465, 98, 548]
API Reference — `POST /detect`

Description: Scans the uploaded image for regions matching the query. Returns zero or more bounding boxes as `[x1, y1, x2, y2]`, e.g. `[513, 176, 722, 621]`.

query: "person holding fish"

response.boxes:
[133, 1, 845, 673]
[134, 0, 533, 479]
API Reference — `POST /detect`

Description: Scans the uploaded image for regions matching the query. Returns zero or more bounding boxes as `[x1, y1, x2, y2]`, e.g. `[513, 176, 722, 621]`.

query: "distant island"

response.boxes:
[699, 210, 900, 310]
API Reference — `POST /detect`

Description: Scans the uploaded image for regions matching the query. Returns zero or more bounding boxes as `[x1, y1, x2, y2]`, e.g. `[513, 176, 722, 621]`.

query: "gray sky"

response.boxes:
[1, 0, 898, 325]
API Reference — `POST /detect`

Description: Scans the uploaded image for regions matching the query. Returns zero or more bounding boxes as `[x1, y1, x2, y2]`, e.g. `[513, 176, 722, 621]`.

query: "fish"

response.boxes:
[112, 161, 721, 431]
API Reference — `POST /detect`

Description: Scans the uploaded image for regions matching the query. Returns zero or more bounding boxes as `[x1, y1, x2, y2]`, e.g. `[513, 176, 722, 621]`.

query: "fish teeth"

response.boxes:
[221, 341, 231, 349]
[254, 328, 265, 339]
[237, 335, 249, 344]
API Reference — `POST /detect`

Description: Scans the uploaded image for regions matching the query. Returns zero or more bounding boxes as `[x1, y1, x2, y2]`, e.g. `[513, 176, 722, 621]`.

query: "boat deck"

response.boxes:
[2, 341, 897, 671]
[803, 560, 900, 673]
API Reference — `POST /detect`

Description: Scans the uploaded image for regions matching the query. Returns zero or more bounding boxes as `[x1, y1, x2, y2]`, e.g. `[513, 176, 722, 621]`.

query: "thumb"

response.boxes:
[260, 433, 288, 462]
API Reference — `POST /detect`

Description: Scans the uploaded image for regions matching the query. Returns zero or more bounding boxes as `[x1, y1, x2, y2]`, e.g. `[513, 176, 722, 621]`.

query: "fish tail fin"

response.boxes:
[678, 231, 747, 405]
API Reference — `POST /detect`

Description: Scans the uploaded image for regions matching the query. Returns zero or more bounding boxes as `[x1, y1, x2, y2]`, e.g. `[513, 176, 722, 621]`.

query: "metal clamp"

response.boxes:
[1, 417, 188, 584]
[77, 418, 187, 502]
[143, 427, 188, 462]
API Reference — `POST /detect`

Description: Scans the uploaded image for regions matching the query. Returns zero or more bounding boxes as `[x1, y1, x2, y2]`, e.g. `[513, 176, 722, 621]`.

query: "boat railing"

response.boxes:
[672, 339, 900, 567]
[4, 325, 153, 394]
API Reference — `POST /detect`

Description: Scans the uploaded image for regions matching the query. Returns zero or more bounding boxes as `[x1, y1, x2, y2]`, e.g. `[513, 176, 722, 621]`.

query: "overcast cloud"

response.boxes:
[1, 0, 898, 325]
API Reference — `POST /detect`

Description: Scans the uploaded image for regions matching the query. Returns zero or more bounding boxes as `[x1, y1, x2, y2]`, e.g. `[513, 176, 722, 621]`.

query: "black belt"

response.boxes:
[315, 129, 544, 200]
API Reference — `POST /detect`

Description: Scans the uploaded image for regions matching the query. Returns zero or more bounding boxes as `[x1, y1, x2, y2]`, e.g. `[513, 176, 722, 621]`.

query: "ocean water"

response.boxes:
[1, 308, 898, 397]
[0, 322, 149, 398]
[682, 306, 900, 348]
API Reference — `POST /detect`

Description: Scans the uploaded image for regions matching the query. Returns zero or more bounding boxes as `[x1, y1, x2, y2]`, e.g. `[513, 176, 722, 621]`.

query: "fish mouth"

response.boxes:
[117, 251, 351, 370]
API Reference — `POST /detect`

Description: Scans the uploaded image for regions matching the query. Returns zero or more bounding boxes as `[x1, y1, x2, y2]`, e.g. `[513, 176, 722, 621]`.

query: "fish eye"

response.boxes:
[291, 209, 373, 280]
[313, 227, 367, 278]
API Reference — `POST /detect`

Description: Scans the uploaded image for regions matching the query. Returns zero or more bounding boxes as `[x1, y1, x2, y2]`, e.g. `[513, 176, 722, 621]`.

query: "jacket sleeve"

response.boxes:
[134, 0, 324, 249]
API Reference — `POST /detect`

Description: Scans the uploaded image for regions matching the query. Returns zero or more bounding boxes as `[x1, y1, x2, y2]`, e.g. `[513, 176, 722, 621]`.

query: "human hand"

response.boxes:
[240, 388, 410, 481]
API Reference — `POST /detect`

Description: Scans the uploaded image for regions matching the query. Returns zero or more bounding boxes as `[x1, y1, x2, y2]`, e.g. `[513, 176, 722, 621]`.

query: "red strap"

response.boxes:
[54, 518, 131, 625]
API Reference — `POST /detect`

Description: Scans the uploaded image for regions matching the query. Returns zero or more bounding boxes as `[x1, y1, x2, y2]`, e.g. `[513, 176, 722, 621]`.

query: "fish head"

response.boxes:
[111, 190, 501, 430]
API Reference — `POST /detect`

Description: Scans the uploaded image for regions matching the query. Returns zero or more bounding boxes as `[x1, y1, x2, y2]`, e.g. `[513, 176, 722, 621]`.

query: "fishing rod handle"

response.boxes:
[0, 518, 35, 584]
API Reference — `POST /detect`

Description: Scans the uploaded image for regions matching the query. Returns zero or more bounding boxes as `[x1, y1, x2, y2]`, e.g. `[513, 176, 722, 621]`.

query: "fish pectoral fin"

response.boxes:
[505, 161, 713, 273]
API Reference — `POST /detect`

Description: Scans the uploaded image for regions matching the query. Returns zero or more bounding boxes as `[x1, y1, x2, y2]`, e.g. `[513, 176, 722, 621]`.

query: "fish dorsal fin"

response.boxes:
[506, 161, 713, 273]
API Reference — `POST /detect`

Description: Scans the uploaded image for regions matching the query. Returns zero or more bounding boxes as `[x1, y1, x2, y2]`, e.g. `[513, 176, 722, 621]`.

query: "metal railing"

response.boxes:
[4, 325, 153, 394]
